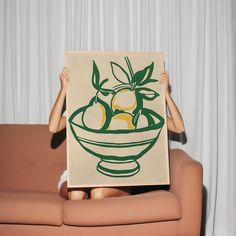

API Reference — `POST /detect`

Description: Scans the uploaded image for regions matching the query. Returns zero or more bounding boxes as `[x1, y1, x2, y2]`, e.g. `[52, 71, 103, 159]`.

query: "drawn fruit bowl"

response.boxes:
[69, 106, 164, 177]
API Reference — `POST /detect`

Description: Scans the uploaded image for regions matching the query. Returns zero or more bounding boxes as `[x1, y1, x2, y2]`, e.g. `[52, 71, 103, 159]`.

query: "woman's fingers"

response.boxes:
[60, 67, 70, 80]
[160, 70, 169, 75]
[160, 75, 169, 83]
[61, 67, 69, 77]
[160, 71, 169, 83]
[160, 75, 169, 81]
[60, 67, 70, 90]
[159, 71, 170, 95]
[63, 67, 69, 73]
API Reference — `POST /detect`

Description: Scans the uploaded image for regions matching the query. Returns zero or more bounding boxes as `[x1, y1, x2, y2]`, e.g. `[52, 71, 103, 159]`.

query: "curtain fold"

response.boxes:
[0, 0, 235, 235]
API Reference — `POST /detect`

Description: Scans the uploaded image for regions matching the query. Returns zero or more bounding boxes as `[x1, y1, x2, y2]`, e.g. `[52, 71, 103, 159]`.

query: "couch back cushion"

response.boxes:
[0, 125, 66, 192]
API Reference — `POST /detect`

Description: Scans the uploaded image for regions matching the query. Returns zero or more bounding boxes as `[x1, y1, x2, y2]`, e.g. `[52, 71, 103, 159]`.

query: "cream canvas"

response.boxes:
[65, 51, 169, 188]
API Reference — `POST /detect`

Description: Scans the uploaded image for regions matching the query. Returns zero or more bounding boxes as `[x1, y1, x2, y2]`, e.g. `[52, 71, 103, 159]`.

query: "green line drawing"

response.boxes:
[69, 57, 164, 178]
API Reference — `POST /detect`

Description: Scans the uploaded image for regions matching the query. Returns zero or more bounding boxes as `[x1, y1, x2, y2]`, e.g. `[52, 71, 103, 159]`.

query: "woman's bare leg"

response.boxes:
[90, 186, 131, 199]
[59, 181, 89, 200]
[59, 182, 69, 200]
[68, 189, 88, 200]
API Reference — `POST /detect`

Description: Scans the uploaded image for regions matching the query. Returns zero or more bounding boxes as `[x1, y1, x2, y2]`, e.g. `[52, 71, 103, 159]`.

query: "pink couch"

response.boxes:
[0, 124, 203, 236]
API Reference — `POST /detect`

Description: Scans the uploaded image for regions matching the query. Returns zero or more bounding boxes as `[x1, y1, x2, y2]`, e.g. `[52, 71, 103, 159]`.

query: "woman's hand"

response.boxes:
[160, 71, 170, 97]
[60, 67, 70, 91]
[48, 67, 68, 133]
[159, 70, 185, 133]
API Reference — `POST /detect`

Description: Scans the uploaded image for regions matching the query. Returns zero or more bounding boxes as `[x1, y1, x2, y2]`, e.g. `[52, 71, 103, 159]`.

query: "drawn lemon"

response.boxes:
[111, 88, 137, 113]
[108, 112, 135, 130]
[82, 97, 111, 130]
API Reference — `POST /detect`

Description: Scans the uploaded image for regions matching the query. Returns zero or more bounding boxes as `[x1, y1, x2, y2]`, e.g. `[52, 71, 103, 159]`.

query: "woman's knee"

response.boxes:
[90, 188, 108, 199]
[90, 187, 131, 199]
[68, 190, 88, 200]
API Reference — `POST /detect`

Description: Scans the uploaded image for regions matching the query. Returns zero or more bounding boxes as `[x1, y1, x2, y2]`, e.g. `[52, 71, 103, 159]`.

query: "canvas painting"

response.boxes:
[65, 51, 169, 188]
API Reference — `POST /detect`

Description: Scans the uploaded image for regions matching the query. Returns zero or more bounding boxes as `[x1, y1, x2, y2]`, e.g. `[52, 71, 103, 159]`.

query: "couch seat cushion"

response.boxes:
[0, 190, 64, 226]
[63, 190, 181, 226]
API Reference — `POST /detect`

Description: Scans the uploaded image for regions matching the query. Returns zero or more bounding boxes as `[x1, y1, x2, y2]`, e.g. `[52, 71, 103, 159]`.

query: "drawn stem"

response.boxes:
[125, 57, 134, 79]
[95, 90, 99, 103]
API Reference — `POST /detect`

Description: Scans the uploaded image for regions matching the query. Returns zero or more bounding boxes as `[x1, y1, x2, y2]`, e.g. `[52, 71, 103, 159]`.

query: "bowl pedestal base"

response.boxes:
[97, 160, 140, 177]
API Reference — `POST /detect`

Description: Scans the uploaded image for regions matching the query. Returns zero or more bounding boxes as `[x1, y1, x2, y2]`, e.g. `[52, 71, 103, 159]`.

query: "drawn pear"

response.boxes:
[136, 112, 149, 129]
[82, 97, 111, 130]
[134, 108, 156, 129]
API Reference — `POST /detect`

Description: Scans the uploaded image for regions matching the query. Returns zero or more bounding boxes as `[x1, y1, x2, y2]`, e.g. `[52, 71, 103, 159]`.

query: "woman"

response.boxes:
[49, 67, 185, 200]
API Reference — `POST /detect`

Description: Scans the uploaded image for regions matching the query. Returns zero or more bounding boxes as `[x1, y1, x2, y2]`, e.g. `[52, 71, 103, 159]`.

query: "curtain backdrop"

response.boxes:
[0, 0, 235, 235]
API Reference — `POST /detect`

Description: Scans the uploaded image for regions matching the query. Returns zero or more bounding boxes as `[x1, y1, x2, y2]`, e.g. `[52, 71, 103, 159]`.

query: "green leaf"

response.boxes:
[100, 90, 110, 96]
[139, 79, 158, 86]
[125, 57, 134, 77]
[100, 88, 115, 96]
[92, 60, 100, 90]
[132, 62, 154, 85]
[136, 87, 159, 101]
[99, 78, 109, 89]
[111, 62, 130, 84]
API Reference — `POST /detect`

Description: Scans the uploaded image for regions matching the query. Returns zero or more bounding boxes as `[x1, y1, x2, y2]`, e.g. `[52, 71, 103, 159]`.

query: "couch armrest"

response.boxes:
[169, 149, 203, 236]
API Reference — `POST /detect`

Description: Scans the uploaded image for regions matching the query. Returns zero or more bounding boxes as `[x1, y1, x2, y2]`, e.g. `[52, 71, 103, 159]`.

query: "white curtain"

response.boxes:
[0, 0, 235, 235]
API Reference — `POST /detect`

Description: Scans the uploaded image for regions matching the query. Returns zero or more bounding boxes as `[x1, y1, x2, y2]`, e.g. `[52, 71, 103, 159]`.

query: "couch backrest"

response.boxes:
[0, 124, 66, 192]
